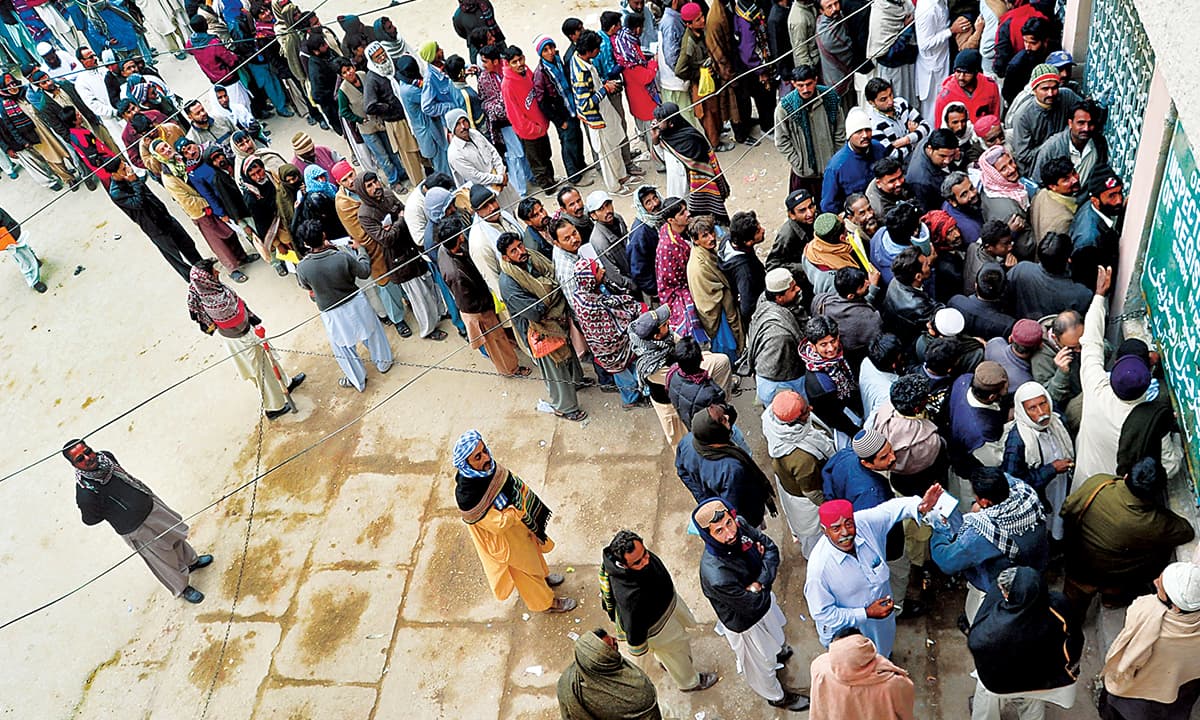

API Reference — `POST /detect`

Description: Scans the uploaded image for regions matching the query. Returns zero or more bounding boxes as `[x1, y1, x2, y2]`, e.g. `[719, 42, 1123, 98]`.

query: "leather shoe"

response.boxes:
[768, 691, 810, 711]
[265, 405, 291, 420]
[546, 573, 565, 587]
[189, 555, 213, 572]
[181, 586, 205, 604]
[776, 644, 794, 664]
[287, 372, 306, 392]
[681, 671, 719, 692]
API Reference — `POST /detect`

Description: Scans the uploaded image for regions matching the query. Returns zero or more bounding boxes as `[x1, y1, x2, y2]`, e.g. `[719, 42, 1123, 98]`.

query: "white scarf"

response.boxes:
[760, 407, 836, 461]
[1010, 381, 1074, 469]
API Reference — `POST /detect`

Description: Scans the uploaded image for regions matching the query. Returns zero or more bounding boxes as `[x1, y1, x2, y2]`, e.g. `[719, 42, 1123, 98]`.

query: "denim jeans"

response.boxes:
[499, 125, 531, 197]
[361, 130, 405, 186]
[755, 376, 806, 405]
[555, 118, 587, 181]
[611, 367, 645, 405]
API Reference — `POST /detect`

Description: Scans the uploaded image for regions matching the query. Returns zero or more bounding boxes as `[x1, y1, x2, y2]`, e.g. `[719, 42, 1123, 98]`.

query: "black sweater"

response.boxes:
[75, 453, 153, 534]
[699, 519, 780, 632]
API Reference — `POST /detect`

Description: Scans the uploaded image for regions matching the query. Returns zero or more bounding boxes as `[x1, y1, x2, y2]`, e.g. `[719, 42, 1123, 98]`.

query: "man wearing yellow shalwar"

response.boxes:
[452, 430, 577, 614]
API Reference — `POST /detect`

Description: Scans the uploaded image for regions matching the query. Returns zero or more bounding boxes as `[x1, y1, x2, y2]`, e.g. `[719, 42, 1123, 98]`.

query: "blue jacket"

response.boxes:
[399, 82, 444, 160]
[905, 150, 949, 212]
[83, 0, 141, 53]
[1001, 426, 1058, 492]
[186, 164, 226, 217]
[946, 373, 1007, 474]
[627, 219, 660, 297]
[931, 500, 1048, 593]
[675, 434, 770, 528]
[822, 449, 892, 511]
[596, 32, 621, 81]
[420, 66, 465, 120]
[820, 141, 887, 213]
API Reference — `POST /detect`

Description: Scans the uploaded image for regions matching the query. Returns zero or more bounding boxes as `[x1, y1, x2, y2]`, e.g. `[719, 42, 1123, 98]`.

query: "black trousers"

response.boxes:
[522, 135, 555, 188]
[734, 73, 777, 141]
[143, 213, 203, 280]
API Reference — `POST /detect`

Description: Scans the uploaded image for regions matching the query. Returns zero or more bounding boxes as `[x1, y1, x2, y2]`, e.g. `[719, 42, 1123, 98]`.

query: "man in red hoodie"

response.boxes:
[500, 45, 557, 190]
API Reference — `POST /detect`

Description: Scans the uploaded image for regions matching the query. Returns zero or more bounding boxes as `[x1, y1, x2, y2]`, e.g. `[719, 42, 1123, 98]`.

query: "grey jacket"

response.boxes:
[747, 293, 806, 381]
[296, 246, 372, 311]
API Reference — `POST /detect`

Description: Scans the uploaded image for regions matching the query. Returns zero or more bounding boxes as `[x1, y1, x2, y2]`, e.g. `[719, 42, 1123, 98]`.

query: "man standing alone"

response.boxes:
[65, 440, 212, 604]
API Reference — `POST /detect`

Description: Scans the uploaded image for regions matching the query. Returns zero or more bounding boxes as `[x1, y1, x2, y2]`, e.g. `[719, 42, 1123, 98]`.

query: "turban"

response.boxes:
[974, 114, 1001, 137]
[819, 499, 854, 527]
[451, 429, 490, 477]
[1162, 562, 1200, 612]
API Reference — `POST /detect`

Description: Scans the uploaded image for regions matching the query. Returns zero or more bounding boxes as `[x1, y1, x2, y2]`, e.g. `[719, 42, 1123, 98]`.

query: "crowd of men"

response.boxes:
[24, 0, 1198, 718]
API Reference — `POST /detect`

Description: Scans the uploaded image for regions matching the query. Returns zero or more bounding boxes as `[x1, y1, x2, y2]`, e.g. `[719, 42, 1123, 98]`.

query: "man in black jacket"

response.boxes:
[599, 530, 718, 692]
[108, 159, 204, 281]
[693, 498, 809, 712]
[65, 440, 212, 604]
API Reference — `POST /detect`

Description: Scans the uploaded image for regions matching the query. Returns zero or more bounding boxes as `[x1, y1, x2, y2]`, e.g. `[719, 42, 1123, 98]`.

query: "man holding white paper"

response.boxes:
[930, 467, 1049, 623]
[805, 485, 944, 658]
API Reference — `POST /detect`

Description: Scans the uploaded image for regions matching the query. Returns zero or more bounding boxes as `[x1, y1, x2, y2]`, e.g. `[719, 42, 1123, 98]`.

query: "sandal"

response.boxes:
[337, 377, 356, 389]
[512, 366, 532, 378]
[425, 329, 448, 341]
[554, 409, 588, 422]
[544, 597, 577, 613]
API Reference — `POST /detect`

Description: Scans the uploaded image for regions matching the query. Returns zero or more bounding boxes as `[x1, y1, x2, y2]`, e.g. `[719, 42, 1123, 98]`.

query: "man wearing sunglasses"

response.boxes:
[63, 440, 212, 604]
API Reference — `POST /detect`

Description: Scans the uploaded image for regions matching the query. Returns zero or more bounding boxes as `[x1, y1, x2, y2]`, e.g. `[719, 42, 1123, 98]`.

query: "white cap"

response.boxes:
[584, 190, 612, 213]
[934, 308, 965, 337]
[765, 267, 794, 293]
[36, 41, 53, 56]
[845, 107, 873, 136]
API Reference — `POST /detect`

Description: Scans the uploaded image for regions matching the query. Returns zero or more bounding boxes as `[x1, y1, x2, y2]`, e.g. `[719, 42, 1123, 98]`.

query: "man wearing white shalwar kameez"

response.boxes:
[445, 108, 519, 209]
[913, 0, 951, 122]
[294, 222, 394, 391]
[694, 498, 812, 712]
[467, 184, 526, 300]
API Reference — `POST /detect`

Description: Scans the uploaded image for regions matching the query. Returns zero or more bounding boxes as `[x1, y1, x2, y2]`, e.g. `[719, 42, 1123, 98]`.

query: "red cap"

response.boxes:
[330, 159, 353, 185]
[819, 499, 854, 528]
[681, 2, 703, 21]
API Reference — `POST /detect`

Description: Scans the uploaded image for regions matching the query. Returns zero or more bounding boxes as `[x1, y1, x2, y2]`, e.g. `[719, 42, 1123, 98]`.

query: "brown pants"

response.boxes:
[194, 215, 248, 270]
[462, 309, 520, 376]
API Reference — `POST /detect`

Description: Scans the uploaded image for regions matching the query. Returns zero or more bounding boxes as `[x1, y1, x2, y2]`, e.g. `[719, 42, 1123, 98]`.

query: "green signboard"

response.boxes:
[1142, 120, 1200, 497]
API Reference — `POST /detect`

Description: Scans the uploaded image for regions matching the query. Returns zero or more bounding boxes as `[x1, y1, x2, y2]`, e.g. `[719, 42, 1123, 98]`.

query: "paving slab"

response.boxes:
[274, 568, 406, 683]
[402, 515, 519, 623]
[254, 682, 377, 719]
[376, 625, 509, 719]
[309, 472, 431, 569]
[206, 514, 322, 618]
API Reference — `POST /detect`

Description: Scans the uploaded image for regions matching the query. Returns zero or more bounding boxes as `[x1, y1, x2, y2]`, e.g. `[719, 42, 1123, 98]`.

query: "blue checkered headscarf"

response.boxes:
[452, 429, 494, 478]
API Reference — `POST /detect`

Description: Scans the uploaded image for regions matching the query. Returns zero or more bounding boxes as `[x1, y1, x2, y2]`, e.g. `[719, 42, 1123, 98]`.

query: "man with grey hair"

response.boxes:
[942, 171, 984, 244]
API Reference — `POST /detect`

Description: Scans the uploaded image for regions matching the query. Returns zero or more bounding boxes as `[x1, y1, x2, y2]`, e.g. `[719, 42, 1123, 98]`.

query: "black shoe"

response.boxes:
[546, 573, 565, 587]
[318, 119, 329, 131]
[598, 384, 620, 394]
[306, 115, 318, 126]
[265, 405, 291, 420]
[182, 586, 205, 604]
[242, 252, 262, 264]
[396, 320, 413, 338]
[957, 613, 972, 636]
[33, 281, 47, 293]
[274, 263, 289, 277]
[189, 555, 213, 572]
[681, 672, 719, 692]
[379, 315, 393, 326]
[287, 372, 306, 392]
[776, 644, 794, 664]
[768, 691, 809, 711]
[897, 599, 928, 620]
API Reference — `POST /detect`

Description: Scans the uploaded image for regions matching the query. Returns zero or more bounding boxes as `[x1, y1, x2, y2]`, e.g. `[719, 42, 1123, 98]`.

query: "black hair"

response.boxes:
[927, 128, 959, 150]
[979, 219, 1012, 249]
[479, 43, 504, 62]
[925, 337, 959, 376]
[892, 248, 924, 286]
[1126, 456, 1165, 502]
[872, 155, 903, 179]
[444, 55, 467, 82]
[890, 373, 931, 415]
[606, 529, 643, 560]
[1040, 156, 1076, 187]
[791, 64, 818, 83]
[1068, 98, 1098, 123]
[832, 626, 864, 641]
[600, 10, 623, 32]
[1020, 16, 1048, 39]
[424, 172, 455, 192]
[867, 333, 904, 371]
[728, 211, 759, 250]
[674, 336, 703, 373]
[467, 27, 491, 50]
[834, 266, 867, 297]
[1051, 309, 1083, 337]
[661, 196, 687, 220]
[503, 45, 524, 61]
[804, 315, 840, 343]
[496, 231, 522, 255]
[624, 12, 645, 30]
[884, 203, 920, 245]
[295, 219, 327, 250]
[436, 215, 466, 245]
[61, 438, 85, 460]
[551, 217, 575, 242]
[844, 192, 868, 215]
[970, 467, 1010, 504]
[1037, 232, 1073, 275]
[864, 77, 892, 102]
[975, 263, 1007, 300]
[577, 29, 603, 55]
[561, 17, 584, 37]
[189, 14, 207, 33]
[183, 99, 202, 114]
[556, 185, 578, 208]
[516, 196, 543, 222]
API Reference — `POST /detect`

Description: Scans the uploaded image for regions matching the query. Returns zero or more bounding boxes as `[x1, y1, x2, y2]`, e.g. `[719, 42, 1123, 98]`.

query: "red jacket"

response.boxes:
[934, 74, 1001, 127]
[501, 64, 549, 140]
[186, 36, 239, 85]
